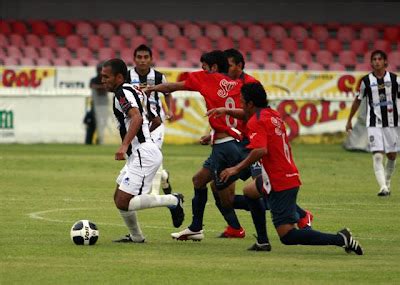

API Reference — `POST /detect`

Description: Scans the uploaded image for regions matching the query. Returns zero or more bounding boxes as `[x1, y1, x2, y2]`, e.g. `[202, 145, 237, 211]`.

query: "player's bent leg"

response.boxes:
[161, 168, 172, 194]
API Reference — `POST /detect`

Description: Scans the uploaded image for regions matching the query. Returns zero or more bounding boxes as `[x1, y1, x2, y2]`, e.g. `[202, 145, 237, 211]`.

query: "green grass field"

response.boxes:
[1, 143, 399, 284]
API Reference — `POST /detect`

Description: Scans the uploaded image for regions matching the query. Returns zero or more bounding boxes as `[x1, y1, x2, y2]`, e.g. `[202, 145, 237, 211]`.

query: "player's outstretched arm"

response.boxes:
[206, 108, 246, 119]
[145, 81, 186, 94]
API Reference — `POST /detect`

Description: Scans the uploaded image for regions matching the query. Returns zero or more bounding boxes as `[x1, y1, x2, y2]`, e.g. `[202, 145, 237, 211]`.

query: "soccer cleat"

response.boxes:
[297, 210, 314, 229]
[377, 186, 390, 197]
[169, 193, 185, 228]
[337, 228, 363, 255]
[218, 226, 246, 238]
[113, 234, 145, 243]
[171, 228, 204, 241]
[247, 242, 272, 252]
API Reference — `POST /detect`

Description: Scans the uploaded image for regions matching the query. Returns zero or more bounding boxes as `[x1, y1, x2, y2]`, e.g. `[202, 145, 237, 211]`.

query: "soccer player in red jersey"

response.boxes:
[209, 82, 363, 254]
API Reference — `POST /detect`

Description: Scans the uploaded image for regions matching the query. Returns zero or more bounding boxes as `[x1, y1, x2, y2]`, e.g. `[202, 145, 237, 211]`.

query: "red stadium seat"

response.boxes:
[175, 60, 195, 68]
[65, 35, 83, 51]
[76, 21, 95, 37]
[4, 57, 20, 66]
[0, 34, 8, 47]
[359, 27, 379, 42]
[119, 22, 137, 39]
[109, 35, 127, 50]
[383, 26, 399, 42]
[20, 57, 35, 66]
[0, 21, 12, 35]
[152, 35, 169, 50]
[388, 51, 400, 65]
[76, 47, 93, 61]
[307, 62, 325, 71]
[36, 58, 52, 66]
[372, 39, 391, 53]
[337, 26, 356, 43]
[303, 38, 320, 54]
[183, 23, 202, 40]
[23, 46, 39, 58]
[338, 50, 357, 66]
[186, 49, 203, 64]
[269, 25, 287, 42]
[42, 35, 58, 49]
[173, 36, 192, 51]
[52, 58, 69, 66]
[263, 62, 281, 70]
[258, 38, 277, 53]
[54, 21, 73, 37]
[129, 36, 148, 49]
[290, 25, 308, 42]
[11, 21, 28, 35]
[55, 47, 73, 60]
[205, 24, 224, 40]
[162, 23, 181, 39]
[294, 50, 312, 66]
[155, 59, 172, 68]
[140, 23, 159, 38]
[244, 62, 260, 70]
[120, 48, 133, 63]
[9, 34, 25, 47]
[249, 49, 268, 65]
[326, 38, 343, 55]
[272, 49, 290, 66]
[281, 38, 298, 54]
[39, 47, 55, 59]
[285, 62, 303, 71]
[98, 47, 116, 60]
[238, 37, 256, 52]
[195, 36, 213, 51]
[216, 36, 235, 50]
[248, 25, 266, 41]
[97, 22, 116, 39]
[25, 34, 42, 48]
[86, 58, 102, 67]
[354, 63, 371, 71]
[350, 39, 368, 55]
[87, 35, 105, 51]
[226, 25, 245, 41]
[6, 46, 23, 58]
[69, 58, 85, 66]
[30, 20, 49, 36]
[329, 62, 346, 71]
[315, 50, 334, 66]
[311, 25, 329, 42]
[163, 49, 182, 62]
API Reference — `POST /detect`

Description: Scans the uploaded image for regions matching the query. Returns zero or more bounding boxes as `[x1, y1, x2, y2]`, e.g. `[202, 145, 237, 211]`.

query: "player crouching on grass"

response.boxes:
[207, 82, 363, 254]
[101, 58, 184, 243]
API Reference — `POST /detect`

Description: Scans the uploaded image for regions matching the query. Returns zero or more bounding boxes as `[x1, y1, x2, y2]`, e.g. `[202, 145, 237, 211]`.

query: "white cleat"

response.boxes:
[171, 228, 204, 241]
[377, 186, 390, 197]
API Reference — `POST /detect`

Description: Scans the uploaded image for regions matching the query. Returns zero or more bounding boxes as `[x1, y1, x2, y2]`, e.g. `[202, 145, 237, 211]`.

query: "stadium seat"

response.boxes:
[281, 38, 298, 54]
[69, 58, 85, 66]
[98, 47, 116, 60]
[337, 26, 356, 43]
[247, 24, 266, 41]
[152, 35, 169, 50]
[242, 61, 258, 70]
[119, 22, 137, 39]
[20, 57, 35, 66]
[195, 36, 213, 51]
[326, 38, 343, 55]
[294, 50, 312, 66]
[23, 46, 39, 58]
[76, 47, 93, 61]
[0, 21, 12, 35]
[9, 34, 25, 47]
[354, 63, 371, 71]
[119, 48, 133, 63]
[163, 49, 182, 62]
[183, 23, 202, 40]
[359, 27, 379, 42]
[175, 60, 195, 68]
[25, 34, 42, 48]
[238, 37, 256, 52]
[383, 26, 399, 42]
[0, 34, 8, 47]
[129, 36, 148, 49]
[258, 37, 277, 53]
[42, 35, 58, 49]
[65, 35, 83, 51]
[39, 47, 55, 59]
[372, 39, 391, 53]
[307, 62, 325, 71]
[249, 49, 268, 65]
[52, 58, 69, 66]
[272, 49, 289, 66]
[11, 21, 28, 35]
[269, 25, 287, 41]
[285, 62, 303, 71]
[350, 39, 368, 55]
[173, 36, 192, 51]
[315, 50, 334, 66]
[226, 25, 245, 41]
[388, 51, 400, 65]
[87, 35, 105, 51]
[109, 35, 127, 50]
[290, 25, 308, 42]
[216, 36, 235, 50]
[311, 25, 329, 42]
[30, 20, 49, 36]
[36, 58, 52, 66]
[140, 23, 159, 38]
[186, 49, 203, 64]
[329, 62, 346, 71]
[303, 38, 320, 54]
[338, 50, 357, 66]
[4, 57, 19, 66]
[155, 59, 172, 68]
[97, 22, 116, 39]
[54, 21, 73, 37]
[263, 62, 281, 70]
[6, 46, 23, 58]
[56, 47, 73, 61]
[162, 23, 181, 39]
[205, 24, 224, 40]
[75, 21, 95, 37]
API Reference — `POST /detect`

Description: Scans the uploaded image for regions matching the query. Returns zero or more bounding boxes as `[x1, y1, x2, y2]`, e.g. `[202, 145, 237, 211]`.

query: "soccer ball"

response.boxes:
[70, 220, 99, 245]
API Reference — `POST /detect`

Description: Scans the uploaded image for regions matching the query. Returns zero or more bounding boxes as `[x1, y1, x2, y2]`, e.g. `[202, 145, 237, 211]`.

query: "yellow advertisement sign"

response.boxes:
[0, 67, 56, 88]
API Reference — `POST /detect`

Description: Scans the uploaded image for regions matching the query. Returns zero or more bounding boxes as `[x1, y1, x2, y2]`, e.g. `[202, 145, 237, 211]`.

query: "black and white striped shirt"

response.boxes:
[113, 83, 152, 156]
[357, 71, 400, 127]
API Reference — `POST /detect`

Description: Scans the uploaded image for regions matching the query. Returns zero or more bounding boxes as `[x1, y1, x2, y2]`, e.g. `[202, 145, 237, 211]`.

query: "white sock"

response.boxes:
[119, 210, 145, 241]
[161, 169, 170, 189]
[373, 153, 387, 189]
[128, 194, 178, 211]
[385, 159, 396, 189]
[150, 164, 163, 195]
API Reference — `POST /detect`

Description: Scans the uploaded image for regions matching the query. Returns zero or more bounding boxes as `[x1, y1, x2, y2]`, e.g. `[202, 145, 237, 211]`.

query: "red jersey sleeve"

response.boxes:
[183, 71, 207, 92]
[246, 114, 268, 149]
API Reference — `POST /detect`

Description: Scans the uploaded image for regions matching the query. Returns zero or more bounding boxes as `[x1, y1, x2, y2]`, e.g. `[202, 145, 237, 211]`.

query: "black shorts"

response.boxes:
[268, 187, 299, 227]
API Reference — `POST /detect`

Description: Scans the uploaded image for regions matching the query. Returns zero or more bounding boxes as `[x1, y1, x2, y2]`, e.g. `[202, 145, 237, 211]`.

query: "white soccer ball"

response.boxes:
[70, 220, 99, 245]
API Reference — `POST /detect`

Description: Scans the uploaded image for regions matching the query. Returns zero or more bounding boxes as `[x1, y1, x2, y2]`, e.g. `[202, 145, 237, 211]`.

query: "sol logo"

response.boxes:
[217, 79, 237, 98]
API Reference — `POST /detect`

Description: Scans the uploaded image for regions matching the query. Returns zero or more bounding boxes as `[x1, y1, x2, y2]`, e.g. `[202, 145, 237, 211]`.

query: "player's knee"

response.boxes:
[386, 153, 397, 161]
[114, 193, 129, 211]
[373, 152, 384, 164]
[192, 174, 205, 189]
[279, 229, 297, 245]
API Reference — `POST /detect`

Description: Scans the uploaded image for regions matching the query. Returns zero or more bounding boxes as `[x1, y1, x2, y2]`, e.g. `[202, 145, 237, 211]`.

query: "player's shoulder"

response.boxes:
[242, 72, 259, 83]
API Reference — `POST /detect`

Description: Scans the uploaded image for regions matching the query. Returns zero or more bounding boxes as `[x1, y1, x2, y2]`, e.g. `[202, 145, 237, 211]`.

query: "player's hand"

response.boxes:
[115, 144, 128, 160]
[345, 121, 353, 132]
[199, 135, 211, 145]
[206, 108, 226, 118]
[142, 86, 154, 96]
[220, 166, 239, 183]
[165, 110, 174, 121]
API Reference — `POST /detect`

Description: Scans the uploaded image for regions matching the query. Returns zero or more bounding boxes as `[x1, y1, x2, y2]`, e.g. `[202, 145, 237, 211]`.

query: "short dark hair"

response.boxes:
[200, 50, 229, 73]
[241, 82, 268, 108]
[134, 44, 152, 58]
[370, 50, 387, 61]
[224, 48, 245, 70]
[103, 58, 128, 81]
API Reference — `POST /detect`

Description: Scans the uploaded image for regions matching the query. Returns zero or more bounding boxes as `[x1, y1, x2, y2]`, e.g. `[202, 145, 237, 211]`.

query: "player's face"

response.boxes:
[371, 54, 387, 71]
[101, 66, 117, 92]
[227, 57, 242, 78]
[134, 51, 152, 71]
[240, 94, 251, 117]
[201, 62, 211, 71]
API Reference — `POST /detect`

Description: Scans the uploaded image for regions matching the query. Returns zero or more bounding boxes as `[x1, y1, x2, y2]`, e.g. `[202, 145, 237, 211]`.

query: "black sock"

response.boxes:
[245, 196, 269, 244]
[162, 185, 172, 195]
[188, 187, 208, 232]
[233, 195, 250, 211]
[212, 191, 241, 229]
[280, 228, 344, 246]
[296, 204, 306, 219]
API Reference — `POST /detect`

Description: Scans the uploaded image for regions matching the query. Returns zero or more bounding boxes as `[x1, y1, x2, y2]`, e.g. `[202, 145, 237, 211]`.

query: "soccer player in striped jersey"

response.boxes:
[101, 59, 184, 243]
[346, 50, 399, 196]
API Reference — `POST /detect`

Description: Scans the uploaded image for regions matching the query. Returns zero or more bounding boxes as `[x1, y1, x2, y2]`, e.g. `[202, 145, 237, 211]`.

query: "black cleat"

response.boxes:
[338, 228, 363, 255]
[112, 234, 145, 243]
[247, 242, 272, 252]
[170, 193, 184, 228]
